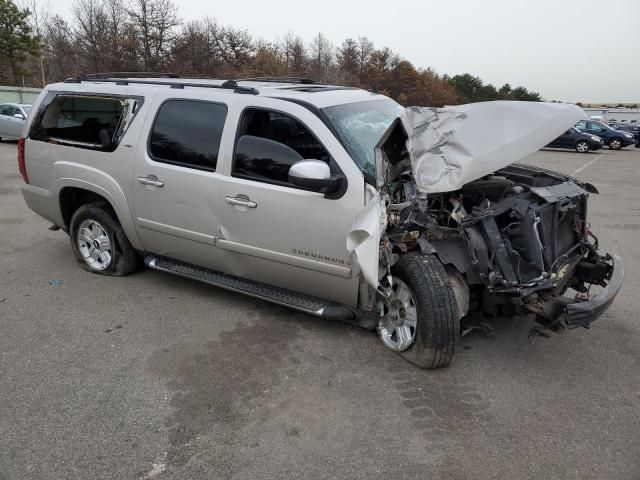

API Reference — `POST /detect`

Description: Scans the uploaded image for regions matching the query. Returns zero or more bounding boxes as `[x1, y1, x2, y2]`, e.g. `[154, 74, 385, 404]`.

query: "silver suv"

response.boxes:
[19, 75, 623, 369]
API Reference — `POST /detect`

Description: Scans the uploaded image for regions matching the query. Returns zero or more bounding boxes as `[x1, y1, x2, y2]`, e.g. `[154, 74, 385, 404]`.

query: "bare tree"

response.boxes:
[19, 0, 49, 85]
[72, 0, 110, 71]
[309, 32, 333, 82]
[42, 14, 76, 80]
[356, 36, 374, 84]
[281, 32, 307, 76]
[126, 0, 179, 71]
[336, 37, 358, 83]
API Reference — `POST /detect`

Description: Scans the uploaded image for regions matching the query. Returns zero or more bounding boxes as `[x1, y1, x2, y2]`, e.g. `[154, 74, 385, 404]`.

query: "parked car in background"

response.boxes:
[0, 103, 32, 141]
[575, 119, 635, 150]
[545, 127, 603, 153]
[611, 123, 640, 145]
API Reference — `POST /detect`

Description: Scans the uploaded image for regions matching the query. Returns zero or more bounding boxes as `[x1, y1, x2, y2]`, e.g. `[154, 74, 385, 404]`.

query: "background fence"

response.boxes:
[0, 86, 42, 104]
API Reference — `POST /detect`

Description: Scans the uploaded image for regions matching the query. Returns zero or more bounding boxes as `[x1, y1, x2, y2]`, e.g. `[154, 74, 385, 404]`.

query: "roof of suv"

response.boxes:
[47, 77, 390, 109]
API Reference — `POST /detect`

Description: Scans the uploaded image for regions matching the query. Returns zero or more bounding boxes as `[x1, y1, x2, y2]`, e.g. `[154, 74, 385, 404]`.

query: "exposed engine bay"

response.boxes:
[379, 163, 616, 332]
[342, 101, 624, 338]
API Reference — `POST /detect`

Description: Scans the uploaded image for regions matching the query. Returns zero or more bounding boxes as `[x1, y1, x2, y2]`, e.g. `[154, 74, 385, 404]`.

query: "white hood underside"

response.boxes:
[401, 101, 586, 193]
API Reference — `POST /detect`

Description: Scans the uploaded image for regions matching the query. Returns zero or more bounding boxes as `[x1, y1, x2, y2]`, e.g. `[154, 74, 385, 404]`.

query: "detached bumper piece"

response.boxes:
[526, 254, 624, 331]
[565, 254, 624, 328]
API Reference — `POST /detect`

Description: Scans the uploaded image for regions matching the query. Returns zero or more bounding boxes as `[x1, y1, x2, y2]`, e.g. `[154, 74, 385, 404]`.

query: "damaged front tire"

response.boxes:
[379, 253, 460, 369]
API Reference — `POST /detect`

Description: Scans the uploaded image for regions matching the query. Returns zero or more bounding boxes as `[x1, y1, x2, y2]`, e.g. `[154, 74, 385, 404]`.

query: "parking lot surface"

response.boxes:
[1, 143, 639, 480]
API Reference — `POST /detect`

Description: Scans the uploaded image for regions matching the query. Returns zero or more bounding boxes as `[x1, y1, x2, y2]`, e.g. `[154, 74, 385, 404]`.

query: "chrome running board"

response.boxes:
[144, 256, 374, 329]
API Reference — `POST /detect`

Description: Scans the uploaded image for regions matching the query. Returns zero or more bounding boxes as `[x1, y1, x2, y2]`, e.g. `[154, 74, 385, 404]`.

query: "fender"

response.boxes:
[52, 161, 143, 250]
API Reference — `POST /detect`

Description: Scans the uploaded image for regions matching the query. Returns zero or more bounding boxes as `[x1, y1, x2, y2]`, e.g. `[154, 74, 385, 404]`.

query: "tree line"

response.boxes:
[1, 0, 543, 106]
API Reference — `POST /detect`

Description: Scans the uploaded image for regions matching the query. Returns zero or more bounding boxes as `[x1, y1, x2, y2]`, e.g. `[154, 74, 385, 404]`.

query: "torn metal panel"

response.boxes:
[346, 185, 385, 289]
[398, 101, 586, 193]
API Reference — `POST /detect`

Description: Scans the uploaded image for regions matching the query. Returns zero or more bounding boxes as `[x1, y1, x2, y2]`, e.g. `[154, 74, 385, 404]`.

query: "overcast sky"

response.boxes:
[50, 0, 640, 103]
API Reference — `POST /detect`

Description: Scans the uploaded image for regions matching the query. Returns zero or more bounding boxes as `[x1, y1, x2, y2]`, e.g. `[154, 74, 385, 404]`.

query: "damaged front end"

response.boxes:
[359, 101, 623, 334]
[382, 164, 622, 332]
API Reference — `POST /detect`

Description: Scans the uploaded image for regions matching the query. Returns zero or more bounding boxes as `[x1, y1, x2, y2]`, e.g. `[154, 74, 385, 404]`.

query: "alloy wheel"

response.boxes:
[77, 219, 113, 271]
[377, 278, 418, 351]
[576, 142, 589, 153]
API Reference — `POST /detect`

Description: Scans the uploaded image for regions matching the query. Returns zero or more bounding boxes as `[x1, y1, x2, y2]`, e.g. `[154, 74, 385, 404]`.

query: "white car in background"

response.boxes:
[0, 103, 32, 140]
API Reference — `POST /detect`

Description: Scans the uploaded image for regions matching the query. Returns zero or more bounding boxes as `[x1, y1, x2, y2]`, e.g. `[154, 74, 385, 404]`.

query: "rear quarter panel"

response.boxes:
[23, 88, 157, 250]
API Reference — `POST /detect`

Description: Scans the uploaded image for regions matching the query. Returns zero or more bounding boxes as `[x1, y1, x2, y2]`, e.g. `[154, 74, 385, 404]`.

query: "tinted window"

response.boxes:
[149, 100, 227, 171]
[576, 120, 587, 130]
[233, 108, 330, 186]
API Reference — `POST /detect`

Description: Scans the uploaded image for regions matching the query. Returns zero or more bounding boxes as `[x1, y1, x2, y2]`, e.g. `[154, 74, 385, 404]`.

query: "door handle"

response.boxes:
[138, 175, 164, 187]
[225, 195, 257, 208]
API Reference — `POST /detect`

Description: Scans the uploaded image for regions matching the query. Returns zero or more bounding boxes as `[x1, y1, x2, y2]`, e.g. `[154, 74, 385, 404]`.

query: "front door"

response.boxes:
[132, 97, 229, 271]
[216, 99, 365, 306]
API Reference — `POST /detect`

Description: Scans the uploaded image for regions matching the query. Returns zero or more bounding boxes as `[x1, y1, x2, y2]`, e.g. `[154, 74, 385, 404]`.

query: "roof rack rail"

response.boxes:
[80, 72, 180, 80]
[236, 76, 318, 85]
[62, 76, 258, 95]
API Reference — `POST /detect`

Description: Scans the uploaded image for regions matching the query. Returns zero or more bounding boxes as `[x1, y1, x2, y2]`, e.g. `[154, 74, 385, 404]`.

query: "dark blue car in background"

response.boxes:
[611, 123, 640, 146]
[575, 120, 636, 150]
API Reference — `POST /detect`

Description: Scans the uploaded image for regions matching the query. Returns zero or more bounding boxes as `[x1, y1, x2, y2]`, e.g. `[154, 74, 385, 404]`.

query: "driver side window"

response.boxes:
[232, 108, 330, 187]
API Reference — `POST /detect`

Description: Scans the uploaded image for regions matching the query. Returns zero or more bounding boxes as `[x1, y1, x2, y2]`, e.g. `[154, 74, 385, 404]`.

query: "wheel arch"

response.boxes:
[56, 181, 143, 250]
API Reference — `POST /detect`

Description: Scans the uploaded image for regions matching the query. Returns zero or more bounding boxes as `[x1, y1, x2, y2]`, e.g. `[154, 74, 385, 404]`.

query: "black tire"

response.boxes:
[575, 140, 590, 153]
[69, 202, 140, 276]
[391, 253, 460, 369]
[608, 138, 623, 150]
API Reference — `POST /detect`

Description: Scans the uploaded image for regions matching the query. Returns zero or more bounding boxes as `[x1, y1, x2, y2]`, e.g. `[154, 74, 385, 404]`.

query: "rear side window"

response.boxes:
[30, 94, 140, 151]
[149, 100, 227, 171]
[233, 108, 330, 186]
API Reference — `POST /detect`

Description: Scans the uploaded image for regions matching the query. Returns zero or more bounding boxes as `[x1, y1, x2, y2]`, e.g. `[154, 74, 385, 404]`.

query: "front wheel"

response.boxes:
[377, 253, 460, 369]
[69, 202, 141, 276]
[609, 138, 623, 150]
[575, 140, 590, 153]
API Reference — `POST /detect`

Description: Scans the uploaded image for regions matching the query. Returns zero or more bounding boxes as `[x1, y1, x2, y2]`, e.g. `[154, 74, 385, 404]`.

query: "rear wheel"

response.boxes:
[575, 140, 590, 153]
[69, 202, 140, 276]
[378, 253, 460, 369]
[609, 138, 623, 150]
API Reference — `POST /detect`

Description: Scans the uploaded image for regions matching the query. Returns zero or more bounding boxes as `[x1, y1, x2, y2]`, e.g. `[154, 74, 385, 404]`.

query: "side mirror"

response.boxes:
[14, 113, 24, 119]
[288, 160, 345, 196]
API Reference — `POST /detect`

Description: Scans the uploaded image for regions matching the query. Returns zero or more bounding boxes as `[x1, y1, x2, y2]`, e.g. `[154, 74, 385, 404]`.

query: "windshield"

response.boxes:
[323, 99, 402, 178]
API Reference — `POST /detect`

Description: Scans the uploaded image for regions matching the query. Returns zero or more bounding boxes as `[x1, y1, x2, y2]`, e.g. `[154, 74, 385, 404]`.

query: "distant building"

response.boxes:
[582, 107, 640, 124]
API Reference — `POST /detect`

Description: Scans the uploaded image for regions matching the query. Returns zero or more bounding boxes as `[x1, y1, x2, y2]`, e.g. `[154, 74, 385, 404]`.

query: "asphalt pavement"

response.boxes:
[1, 142, 639, 480]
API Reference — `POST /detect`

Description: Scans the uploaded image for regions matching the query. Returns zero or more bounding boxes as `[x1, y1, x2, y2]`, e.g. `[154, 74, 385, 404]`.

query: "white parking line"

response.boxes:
[572, 153, 604, 175]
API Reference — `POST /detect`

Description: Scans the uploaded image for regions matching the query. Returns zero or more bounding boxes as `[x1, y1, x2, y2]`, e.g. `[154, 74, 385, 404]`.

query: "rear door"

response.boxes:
[215, 97, 365, 306]
[131, 96, 230, 271]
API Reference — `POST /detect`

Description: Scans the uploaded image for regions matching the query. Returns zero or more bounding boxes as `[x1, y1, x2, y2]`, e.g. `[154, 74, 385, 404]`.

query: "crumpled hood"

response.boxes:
[391, 101, 586, 193]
